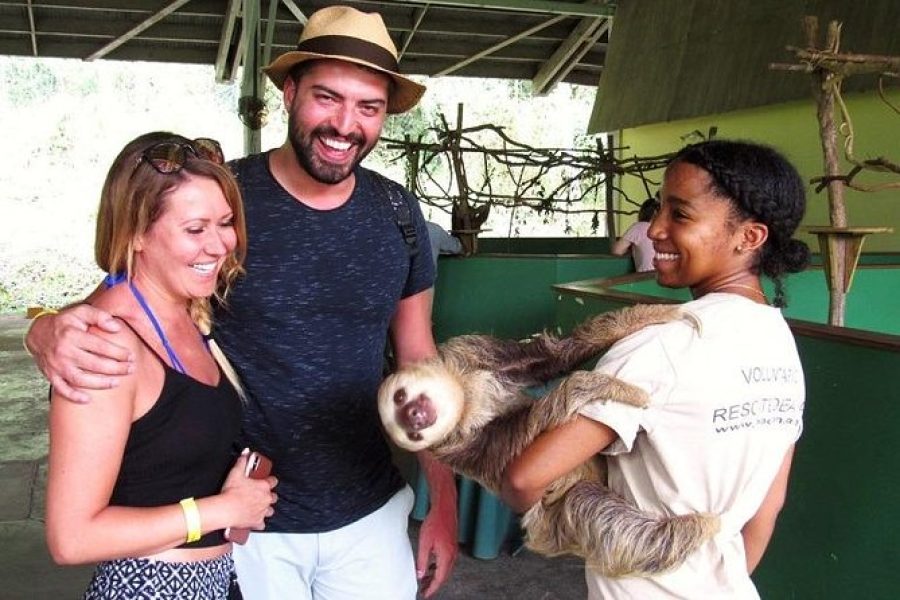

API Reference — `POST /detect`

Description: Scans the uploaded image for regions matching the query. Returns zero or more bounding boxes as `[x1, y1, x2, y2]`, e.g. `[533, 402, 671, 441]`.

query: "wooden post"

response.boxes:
[772, 18, 897, 326]
[449, 103, 489, 254]
[240, 0, 262, 155]
[603, 134, 617, 240]
[806, 19, 851, 324]
[771, 16, 900, 326]
[404, 134, 420, 193]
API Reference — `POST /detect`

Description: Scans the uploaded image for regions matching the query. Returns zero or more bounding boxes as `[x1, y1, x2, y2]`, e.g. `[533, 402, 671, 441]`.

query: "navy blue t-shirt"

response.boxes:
[215, 152, 434, 532]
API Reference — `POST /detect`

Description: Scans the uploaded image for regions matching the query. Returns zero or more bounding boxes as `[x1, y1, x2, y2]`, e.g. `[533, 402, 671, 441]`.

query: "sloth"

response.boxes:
[378, 303, 720, 577]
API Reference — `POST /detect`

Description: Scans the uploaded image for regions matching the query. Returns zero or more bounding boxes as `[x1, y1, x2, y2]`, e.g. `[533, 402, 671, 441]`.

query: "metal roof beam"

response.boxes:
[399, 4, 429, 60]
[262, 0, 279, 67]
[214, 0, 241, 82]
[435, 13, 566, 77]
[399, 0, 615, 18]
[240, 0, 262, 153]
[532, 16, 609, 94]
[279, 0, 308, 25]
[538, 25, 605, 91]
[25, 0, 37, 55]
[85, 0, 193, 61]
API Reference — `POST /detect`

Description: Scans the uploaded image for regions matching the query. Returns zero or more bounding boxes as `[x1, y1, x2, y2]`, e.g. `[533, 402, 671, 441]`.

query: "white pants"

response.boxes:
[233, 485, 417, 600]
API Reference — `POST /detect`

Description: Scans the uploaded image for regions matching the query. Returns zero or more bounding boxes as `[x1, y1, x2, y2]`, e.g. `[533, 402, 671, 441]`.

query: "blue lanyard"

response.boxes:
[105, 272, 210, 374]
[128, 281, 188, 375]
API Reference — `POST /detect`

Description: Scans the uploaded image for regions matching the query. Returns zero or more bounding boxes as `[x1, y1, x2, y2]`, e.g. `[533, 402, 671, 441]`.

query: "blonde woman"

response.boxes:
[45, 132, 277, 599]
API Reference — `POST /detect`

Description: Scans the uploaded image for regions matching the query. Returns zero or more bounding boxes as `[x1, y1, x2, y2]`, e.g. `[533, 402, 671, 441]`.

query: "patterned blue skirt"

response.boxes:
[83, 553, 241, 599]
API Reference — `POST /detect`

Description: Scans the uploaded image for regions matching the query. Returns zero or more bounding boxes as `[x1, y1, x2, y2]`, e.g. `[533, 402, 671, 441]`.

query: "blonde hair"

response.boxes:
[95, 131, 248, 399]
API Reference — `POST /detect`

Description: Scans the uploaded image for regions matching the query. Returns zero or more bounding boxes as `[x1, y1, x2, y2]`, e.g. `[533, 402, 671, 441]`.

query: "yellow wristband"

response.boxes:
[179, 497, 202, 543]
[23, 308, 59, 356]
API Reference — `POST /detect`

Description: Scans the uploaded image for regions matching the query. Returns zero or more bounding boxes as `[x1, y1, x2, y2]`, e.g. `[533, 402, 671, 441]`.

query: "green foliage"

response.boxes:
[381, 103, 437, 143]
[75, 73, 99, 97]
[0, 252, 100, 313]
[0, 57, 600, 313]
[2, 60, 58, 105]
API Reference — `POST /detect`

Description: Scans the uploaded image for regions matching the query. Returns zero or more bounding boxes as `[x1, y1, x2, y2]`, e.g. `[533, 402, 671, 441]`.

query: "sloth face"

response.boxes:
[378, 362, 465, 452]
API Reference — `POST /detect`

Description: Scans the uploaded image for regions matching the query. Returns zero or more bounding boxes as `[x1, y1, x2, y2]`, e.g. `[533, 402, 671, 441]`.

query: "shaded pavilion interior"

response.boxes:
[1, 2, 898, 599]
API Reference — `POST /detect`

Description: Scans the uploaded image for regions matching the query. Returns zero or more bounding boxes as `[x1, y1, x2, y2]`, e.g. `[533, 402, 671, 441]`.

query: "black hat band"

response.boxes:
[296, 35, 399, 73]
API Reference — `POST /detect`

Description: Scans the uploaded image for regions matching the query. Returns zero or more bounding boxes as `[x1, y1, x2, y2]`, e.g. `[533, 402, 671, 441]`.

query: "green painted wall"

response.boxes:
[615, 89, 900, 252]
[477, 237, 612, 255]
[607, 266, 900, 335]
[436, 254, 900, 338]
[753, 335, 900, 599]
[432, 254, 631, 341]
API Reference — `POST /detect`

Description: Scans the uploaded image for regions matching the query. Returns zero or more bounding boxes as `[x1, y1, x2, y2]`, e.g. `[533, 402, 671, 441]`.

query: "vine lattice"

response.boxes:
[382, 105, 677, 252]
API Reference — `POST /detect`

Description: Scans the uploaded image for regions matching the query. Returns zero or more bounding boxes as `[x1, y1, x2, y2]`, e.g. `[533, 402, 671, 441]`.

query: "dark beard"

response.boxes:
[288, 115, 373, 185]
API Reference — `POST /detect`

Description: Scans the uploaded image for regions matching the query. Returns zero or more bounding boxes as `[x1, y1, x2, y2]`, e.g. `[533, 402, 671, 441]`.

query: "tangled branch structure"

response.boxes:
[382, 106, 676, 252]
[771, 16, 898, 325]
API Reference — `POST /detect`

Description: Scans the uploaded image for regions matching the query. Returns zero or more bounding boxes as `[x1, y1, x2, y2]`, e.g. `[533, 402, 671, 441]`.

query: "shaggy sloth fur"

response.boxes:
[378, 303, 720, 577]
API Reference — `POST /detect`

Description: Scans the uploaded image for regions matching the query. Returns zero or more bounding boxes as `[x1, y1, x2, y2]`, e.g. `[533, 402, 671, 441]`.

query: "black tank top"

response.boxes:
[108, 322, 243, 548]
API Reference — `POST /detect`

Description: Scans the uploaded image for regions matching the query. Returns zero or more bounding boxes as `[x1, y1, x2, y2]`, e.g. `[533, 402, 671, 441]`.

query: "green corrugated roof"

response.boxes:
[589, 0, 900, 133]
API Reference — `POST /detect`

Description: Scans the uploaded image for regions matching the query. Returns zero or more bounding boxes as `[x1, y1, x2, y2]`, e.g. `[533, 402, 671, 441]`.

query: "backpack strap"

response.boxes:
[370, 171, 420, 259]
[229, 157, 420, 259]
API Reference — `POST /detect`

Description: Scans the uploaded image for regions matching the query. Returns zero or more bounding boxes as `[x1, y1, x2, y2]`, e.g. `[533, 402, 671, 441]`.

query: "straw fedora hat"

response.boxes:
[263, 5, 426, 114]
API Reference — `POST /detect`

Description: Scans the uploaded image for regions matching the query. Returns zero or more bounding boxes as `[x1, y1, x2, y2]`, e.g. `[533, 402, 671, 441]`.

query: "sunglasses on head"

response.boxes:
[136, 138, 225, 175]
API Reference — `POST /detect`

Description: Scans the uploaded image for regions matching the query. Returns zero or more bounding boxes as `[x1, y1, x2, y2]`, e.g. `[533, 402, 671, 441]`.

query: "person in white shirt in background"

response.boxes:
[611, 196, 659, 272]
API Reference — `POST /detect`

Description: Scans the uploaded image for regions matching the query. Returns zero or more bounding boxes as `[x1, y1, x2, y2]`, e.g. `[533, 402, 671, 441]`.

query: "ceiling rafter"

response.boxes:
[262, 0, 280, 67]
[279, 0, 308, 26]
[25, 0, 36, 56]
[0, 1, 612, 89]
[398, 0, 615, 18]
[214, 0, 242, 82]
[85, 0, 193, 62]
[399, 4, 429, 60]
[532, 16, 609, 94]
[435, 14, 566, 77]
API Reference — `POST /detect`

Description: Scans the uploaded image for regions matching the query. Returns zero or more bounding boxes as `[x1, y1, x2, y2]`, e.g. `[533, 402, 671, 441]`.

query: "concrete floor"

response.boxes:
[0, 314, 586, 599]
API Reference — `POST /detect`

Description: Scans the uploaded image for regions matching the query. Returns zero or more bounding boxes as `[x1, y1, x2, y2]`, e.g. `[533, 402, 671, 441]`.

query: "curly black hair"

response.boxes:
[670, 140, 811, 307]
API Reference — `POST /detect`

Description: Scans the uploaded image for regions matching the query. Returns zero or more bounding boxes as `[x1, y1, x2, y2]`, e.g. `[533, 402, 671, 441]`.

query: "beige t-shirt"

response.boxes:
[580, 294, 804, 599]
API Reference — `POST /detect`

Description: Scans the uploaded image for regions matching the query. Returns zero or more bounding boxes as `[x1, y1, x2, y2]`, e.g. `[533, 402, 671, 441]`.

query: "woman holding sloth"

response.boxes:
[501, 140, 809, 598]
